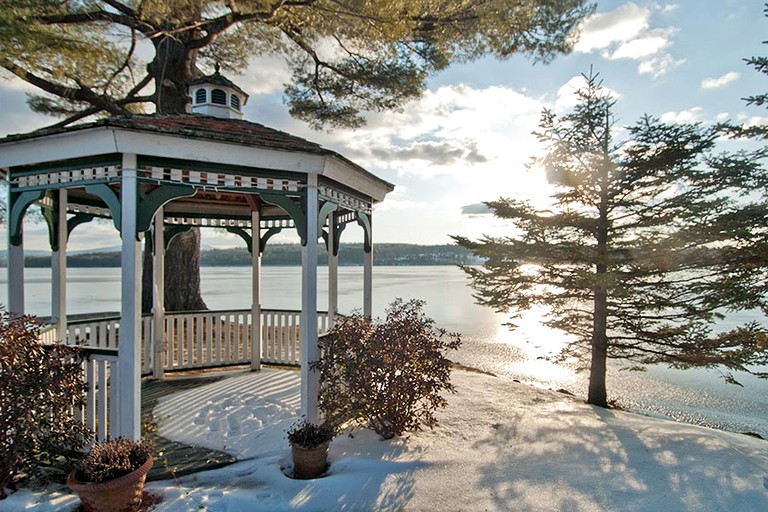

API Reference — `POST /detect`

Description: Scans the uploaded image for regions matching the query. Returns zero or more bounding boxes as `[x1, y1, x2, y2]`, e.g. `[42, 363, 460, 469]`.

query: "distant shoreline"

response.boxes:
[0, 243, 483, 268]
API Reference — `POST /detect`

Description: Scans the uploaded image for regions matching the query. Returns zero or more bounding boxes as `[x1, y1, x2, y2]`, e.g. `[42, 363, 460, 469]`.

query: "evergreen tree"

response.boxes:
[0, 0, 593, 311]
[454, 72, 768, 407]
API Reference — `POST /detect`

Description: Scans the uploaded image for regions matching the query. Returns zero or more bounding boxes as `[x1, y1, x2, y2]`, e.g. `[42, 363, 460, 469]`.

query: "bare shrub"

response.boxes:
[74, 438, 153, 483]
[0, 309, 91, 497]
[313, 299, 461, 439]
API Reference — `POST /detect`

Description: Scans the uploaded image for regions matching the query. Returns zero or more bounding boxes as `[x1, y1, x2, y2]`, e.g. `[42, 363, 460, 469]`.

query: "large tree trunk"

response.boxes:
[588, 285, 609, 407]
[141, 35, 207, 313]
[588, 155, 611, 408]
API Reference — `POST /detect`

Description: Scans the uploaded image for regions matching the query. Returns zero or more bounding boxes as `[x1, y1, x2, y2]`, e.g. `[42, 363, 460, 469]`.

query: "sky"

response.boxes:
[1, 0, 766, 251]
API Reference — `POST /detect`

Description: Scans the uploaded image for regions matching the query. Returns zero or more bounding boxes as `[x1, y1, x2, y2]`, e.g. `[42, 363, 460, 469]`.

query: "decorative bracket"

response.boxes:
[84, 184, 121, 232]
[67, 213, 96, 241]
[261, 193, 307, 245]
[259, 226, 283, 253]
[9, 190, 45, 247]
[137, 185, 196, 236]
[317, 201, 338, 240]
[226, 226, 253, 254]
[356, 211, 372, 254]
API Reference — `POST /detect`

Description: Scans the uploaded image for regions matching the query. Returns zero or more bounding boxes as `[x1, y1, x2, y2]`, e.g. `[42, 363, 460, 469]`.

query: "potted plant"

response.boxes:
[67, 438, 154, 512]
[286, 419, 336, 479]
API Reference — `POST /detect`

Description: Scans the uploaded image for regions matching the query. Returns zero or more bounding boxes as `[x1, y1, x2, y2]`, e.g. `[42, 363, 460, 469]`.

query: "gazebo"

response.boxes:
[1, 110, 393, 441]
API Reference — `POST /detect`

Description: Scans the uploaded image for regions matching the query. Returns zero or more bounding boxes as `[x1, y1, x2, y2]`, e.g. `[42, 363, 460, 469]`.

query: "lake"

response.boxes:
[3, 265, 768, 438]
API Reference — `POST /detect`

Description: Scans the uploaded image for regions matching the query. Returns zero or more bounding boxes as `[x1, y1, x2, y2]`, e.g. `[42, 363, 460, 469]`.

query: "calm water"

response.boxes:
[3, 265, 768, 438]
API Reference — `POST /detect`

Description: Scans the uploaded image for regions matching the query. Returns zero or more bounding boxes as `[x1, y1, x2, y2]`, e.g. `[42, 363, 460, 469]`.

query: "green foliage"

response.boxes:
[0, 309, 91, 497]
[74, 438, 153, 484]
[455, 72, 768, 406]
[312, 299, 461, 439]
[1, 0, 594, 127]
[286, 419, 336, 449]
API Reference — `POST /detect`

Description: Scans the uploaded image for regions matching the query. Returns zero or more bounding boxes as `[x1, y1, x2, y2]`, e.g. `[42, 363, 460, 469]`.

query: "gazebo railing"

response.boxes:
[40, 308, 329, 441]
[54, 308, 330, 373]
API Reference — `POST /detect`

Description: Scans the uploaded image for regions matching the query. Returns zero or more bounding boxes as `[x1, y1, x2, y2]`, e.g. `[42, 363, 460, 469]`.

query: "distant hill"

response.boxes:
[2, 243, 481, 268]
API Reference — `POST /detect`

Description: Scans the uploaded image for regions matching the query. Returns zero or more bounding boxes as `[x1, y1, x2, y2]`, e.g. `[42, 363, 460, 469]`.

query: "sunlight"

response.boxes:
[494, 305, 578, 386]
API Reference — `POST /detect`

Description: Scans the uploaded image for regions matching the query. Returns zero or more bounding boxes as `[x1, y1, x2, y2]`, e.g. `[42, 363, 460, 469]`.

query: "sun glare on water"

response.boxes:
[494, 305, 578, 387]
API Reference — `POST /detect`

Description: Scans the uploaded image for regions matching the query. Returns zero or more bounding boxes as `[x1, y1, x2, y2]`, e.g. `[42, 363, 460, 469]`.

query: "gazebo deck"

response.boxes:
[141, 370, 245, 480]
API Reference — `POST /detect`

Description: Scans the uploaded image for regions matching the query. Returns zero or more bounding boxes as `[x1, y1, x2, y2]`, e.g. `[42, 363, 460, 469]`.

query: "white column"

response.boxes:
[300, 174, 319, 423]
[327, 212, 338, 328]
[152, 206, 165, 380]
[118, 154, 142, 440]
[251, 208, 262, 371]
[363, 217, 373, 318]
[8, 230, 24, 317]
[51, 189, 67, 337]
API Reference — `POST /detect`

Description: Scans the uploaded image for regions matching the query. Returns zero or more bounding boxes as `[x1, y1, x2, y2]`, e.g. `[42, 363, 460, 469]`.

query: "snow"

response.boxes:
[3, 368, 768, 511]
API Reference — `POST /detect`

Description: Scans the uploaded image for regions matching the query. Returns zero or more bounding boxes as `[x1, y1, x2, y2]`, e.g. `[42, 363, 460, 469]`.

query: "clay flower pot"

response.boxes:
[67, 456, 154, 512]
[291, 440, 330, 479]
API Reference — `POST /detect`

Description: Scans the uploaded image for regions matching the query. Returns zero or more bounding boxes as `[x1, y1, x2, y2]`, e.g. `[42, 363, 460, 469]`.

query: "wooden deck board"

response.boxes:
[141, 374, 238, 481]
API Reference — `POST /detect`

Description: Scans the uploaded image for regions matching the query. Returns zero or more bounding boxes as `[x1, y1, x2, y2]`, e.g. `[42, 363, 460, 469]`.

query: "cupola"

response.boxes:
[187, 64, 249, 120]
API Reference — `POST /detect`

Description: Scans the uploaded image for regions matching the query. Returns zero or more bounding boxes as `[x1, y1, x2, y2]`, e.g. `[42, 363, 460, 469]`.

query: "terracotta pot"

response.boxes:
[291, 441, 330, 479]
[67, 456, 154, 512]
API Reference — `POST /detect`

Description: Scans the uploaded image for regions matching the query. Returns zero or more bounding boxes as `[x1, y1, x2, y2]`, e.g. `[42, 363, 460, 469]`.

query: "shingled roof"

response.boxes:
[1, 114, 329, 155]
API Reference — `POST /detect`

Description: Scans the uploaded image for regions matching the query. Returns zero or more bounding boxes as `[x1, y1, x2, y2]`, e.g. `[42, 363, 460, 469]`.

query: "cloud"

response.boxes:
[368, 140, 488, 165]
[574, 3, 649, 52]
[606, 28, 675, 59]
[701, 71, 740, 90]
[660, 106, 704, 124]
[573, 3, 681, 78]
[638, 54, 685, 78]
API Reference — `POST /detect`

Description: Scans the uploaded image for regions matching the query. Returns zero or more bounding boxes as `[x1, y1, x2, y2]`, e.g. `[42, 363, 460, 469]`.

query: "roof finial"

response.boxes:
[214, 62, 221, 74]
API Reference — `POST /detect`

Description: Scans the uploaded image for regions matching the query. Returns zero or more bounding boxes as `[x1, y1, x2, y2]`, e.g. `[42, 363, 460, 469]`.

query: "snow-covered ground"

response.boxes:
[5, 368, 768, 511]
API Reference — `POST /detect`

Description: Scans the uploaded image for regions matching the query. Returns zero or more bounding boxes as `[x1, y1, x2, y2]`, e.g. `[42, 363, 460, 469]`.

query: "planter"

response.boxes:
[291, 441, 330, 479]
[67, 456, 154, 512]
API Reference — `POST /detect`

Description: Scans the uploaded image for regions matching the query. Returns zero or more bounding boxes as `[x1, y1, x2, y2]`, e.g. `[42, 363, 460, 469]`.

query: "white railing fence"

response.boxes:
[39, 308, 329, 441]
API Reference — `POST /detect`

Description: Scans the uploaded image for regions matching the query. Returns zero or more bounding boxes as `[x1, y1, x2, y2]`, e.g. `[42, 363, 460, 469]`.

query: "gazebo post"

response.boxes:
[152, 206, 165, 380]
[328, 211, 338, 328]
[300, 174, 320, 423]
[118, 155, 142, 440]
[51, 189, 68, 339]
[251, 207, 262, 371]
[7, 224, 24, 317]
[363, 216, 373, 318]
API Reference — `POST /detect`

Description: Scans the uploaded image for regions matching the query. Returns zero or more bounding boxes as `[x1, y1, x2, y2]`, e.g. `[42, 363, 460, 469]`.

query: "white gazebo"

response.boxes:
[1, 113, 393, 441]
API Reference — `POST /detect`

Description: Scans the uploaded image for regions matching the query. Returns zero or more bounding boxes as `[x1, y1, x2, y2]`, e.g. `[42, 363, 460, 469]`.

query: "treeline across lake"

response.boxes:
[9, 243, 480, 268]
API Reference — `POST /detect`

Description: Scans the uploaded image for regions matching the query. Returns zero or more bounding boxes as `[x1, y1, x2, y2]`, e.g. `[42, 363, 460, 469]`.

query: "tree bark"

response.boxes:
[588, 150, 611, 408]
[140, 34, 207, 313]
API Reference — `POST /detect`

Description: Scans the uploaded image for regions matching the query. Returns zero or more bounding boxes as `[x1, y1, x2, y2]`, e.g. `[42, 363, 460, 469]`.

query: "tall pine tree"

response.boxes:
[454, 72, 768, 407]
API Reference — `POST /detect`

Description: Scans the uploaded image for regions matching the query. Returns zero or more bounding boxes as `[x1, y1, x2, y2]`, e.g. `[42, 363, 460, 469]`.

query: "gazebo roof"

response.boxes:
[0, 114, 394, 203]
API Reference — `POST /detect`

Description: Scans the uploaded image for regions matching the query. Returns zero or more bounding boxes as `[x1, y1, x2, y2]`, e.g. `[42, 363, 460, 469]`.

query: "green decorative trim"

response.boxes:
[356, 211, 372, 254]
[225, 227, 253, 254]
[259, 226, 283, 253]
[317, 202, 338, 239]
[138, 156, 305, 183]
[67, 213, 95, 241]
[165, 225, 192, 250]
[261, 193, 307, 245]
[11, 154, 121, 177]
[40, 192, 58, 251]
[136, 185, 196, 234]
[84, 184, 121, 231]
[9, 190, 45, 246]
[333, 222, 347, 256]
